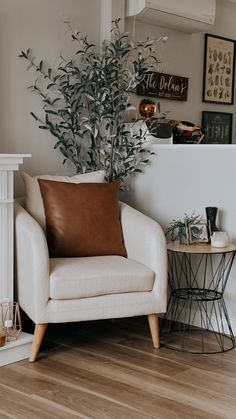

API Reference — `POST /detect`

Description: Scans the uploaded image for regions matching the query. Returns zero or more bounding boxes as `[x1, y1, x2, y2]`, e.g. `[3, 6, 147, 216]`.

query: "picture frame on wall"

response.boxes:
[202, 111, 233, 144]
[202, 34, 236, 104]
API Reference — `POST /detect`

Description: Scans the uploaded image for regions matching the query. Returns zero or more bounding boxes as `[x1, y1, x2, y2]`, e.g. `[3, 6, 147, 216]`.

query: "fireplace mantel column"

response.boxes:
[0, 154, 30, 301]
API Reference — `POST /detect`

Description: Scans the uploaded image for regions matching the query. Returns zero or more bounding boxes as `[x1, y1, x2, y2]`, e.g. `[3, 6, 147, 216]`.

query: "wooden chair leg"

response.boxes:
[29, 323, 48, 362]
[148, 314, 160, 349]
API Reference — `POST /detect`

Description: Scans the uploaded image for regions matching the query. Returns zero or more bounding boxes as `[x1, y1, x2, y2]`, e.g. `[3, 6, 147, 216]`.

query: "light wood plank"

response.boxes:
[0, 317, 235, 418]
[0, 382, 81, 418]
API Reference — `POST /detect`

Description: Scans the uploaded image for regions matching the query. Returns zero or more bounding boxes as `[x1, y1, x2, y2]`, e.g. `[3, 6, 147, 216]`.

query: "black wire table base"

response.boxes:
[161, 246, 236, 354]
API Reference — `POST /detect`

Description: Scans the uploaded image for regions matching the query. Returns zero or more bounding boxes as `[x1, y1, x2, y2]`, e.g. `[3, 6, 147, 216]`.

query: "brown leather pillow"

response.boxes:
[38, 179, 127, 258]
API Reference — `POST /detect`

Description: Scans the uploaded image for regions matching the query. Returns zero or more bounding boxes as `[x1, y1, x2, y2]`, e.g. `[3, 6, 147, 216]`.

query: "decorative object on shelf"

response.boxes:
[202, 111, 233, 144]
[146, 119, 173, 139]
[19, 20, 168, 185]
[1, 302, 22, 341]
[211, 231, 229, 248]
[0, 302, 7, 346]
[139, 98, 156, 118]
[173, 121, 204, 144]
[0, 327, 7, 346]
[165, 212, 202, 244]
[188, 223, 209, 244]
[137, 71, 188, 101]
[145, 102, 173, 141]
[203, 34, 236, 105]
[205, 206, 219, 235]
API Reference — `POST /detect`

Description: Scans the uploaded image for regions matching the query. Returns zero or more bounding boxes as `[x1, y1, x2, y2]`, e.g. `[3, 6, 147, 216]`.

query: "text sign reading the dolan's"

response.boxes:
[137, 72, 189, 101]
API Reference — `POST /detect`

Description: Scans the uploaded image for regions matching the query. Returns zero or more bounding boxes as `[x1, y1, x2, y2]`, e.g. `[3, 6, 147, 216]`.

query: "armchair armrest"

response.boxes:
[120, 202, 167, 313]
[14, 201, 50, 323]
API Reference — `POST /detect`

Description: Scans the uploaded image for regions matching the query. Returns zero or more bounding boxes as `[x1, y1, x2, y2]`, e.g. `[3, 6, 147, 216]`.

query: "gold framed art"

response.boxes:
[202, 34, 236, 104]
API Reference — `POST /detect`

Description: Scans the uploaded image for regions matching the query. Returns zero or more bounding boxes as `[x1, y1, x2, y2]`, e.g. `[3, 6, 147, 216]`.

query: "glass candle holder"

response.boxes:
[211, 231, 229, 248]
[2, 302, 22, 341]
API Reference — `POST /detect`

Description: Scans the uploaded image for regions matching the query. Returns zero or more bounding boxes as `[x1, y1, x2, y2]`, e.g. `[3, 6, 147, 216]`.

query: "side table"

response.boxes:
[161, 242, 236, 353]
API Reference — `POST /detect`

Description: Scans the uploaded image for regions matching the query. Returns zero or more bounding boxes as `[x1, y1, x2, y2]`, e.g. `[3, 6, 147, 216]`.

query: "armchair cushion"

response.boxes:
[49, 256, 155, 299]
[21, 170, 105, 232]
[38, 179, 127, 258]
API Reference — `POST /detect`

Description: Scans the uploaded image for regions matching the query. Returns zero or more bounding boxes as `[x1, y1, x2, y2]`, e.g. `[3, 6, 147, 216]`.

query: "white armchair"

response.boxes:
[14, 200, 167, 362]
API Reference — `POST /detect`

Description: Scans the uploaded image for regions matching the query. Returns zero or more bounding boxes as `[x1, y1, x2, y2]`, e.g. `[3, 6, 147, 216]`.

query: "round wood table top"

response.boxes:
[166, 242, 236, 254]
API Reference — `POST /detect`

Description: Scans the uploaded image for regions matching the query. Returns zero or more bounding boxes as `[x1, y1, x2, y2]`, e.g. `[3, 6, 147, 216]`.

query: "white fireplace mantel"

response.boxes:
[0, 154, 30, 301]
[0, 154, 32, 367]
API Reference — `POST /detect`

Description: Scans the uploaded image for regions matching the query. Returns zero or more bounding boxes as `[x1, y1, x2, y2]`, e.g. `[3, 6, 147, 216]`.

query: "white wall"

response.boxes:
[112, 0, 125, 24]
[0, 0, 102, 194]
[123, 144, 236, 334]
[125, 0, 236, 142]
[123, 1, 236, 334]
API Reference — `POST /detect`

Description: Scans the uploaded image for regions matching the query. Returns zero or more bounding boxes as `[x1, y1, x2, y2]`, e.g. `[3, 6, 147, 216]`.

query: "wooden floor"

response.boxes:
[0, 317, 236, 418]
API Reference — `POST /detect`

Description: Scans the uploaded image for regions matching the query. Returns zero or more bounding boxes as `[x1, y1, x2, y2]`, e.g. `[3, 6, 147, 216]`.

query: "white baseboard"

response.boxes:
[0, 332, 33, 367]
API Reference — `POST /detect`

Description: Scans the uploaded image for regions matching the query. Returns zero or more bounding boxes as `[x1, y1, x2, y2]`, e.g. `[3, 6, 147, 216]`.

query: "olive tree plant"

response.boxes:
[20, 20, 165, 184]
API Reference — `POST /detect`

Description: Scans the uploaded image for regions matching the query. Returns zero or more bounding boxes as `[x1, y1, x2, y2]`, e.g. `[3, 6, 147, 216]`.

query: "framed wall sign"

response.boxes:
[137, 72, 188, 101]
[201, 111, 233, 144]
[202, 34, 236, 104]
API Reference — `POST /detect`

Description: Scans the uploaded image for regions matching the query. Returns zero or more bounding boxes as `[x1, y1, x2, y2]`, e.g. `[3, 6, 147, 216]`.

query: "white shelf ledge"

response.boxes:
[149, 143, 236, 148]
[0, 332, 33, 367]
